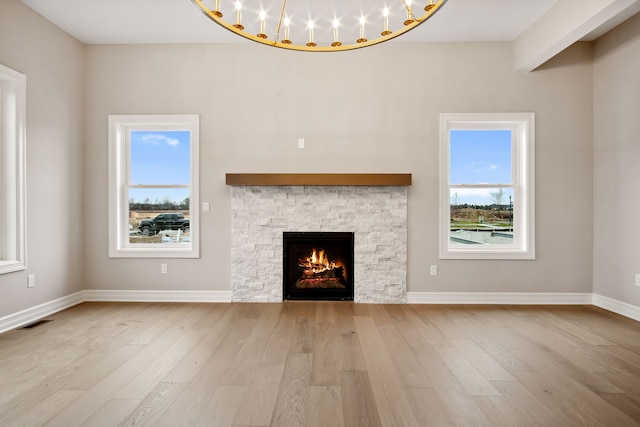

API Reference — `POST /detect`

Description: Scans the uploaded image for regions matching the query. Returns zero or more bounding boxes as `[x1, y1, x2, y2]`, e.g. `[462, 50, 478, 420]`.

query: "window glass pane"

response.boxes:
[128, 188, 190, 244]
[130, 130, 191, 184]
[0, 66, 27, 272]
[0, 84, 4, 257]
[450, 130, 512, 184]
[449, 188, 514, 246]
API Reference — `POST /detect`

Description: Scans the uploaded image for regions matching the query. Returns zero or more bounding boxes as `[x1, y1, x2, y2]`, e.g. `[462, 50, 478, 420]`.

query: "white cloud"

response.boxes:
[472, 163, 498, 173]
[141, 134, 179, 147]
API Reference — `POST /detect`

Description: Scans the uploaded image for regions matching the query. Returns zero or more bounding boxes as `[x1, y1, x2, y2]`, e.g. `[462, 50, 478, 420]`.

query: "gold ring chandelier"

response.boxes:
[191, 0, 447, 52]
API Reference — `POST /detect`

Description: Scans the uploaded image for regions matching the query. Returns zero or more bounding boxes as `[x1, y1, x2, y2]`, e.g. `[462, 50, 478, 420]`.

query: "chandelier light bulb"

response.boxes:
[358, 16, 367, 43]
[258, 9, 267, 38]
[404, 0, 415, 25]
[382, 7, 391, 36]
[233, 0, 243, 29]
[213, 0, 222, 17]
[307, 20, 316, 47]
[332, 18, 341, 47]
[282, 16, 291, 44]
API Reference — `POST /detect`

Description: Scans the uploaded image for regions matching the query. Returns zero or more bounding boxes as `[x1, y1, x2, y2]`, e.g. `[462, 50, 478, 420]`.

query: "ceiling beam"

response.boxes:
[513, 0, 640, 72]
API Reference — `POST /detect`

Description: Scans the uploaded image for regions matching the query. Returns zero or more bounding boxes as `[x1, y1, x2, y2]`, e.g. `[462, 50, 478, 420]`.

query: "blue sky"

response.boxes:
[129, 130, 191, 204]
[450, 129, 513, 205]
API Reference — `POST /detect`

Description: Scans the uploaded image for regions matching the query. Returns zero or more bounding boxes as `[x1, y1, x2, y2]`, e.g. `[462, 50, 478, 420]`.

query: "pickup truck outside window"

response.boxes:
[138, 213, 190, 236]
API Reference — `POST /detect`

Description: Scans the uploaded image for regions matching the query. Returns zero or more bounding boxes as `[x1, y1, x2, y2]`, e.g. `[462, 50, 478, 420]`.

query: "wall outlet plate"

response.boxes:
[27, 274, 35, 288]
[430, 265, 438, 276]
[161, 263, 168, 274]
[636, 274, 640, 287]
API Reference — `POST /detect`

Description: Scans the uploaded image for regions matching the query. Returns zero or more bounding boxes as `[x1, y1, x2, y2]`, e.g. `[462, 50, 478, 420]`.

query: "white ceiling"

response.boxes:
[17, 0, 640, 71]
[20, 0, 559, 45]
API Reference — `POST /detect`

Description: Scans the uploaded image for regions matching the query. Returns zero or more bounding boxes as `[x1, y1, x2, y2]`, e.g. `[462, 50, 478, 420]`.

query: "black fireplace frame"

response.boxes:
[283, 231, 354, 301]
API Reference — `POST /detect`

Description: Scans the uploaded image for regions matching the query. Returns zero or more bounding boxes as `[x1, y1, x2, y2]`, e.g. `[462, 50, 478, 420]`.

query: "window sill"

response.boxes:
[0, 260, 27, 275]
[440, 249, 535, 260]
[109, 246, 199, 259]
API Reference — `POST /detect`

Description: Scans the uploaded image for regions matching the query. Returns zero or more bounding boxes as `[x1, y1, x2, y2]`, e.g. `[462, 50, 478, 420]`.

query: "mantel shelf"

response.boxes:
[225, 173, 412, 186]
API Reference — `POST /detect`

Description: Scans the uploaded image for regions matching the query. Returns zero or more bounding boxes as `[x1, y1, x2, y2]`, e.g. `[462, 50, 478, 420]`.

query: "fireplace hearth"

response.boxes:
[283, 232, 354, 301]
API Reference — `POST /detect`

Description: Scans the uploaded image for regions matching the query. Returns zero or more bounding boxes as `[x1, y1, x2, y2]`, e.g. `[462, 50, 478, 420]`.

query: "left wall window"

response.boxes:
[0, 64, 27, 274]
[109, 115, 199, 258]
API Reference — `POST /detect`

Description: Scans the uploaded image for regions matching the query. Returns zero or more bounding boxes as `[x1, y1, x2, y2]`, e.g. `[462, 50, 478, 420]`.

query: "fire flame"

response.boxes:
[300, 248, 337, 273]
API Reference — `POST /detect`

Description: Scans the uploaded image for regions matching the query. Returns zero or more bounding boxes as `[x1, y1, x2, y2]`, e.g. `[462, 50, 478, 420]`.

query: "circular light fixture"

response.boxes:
[191, 0, 447, 52]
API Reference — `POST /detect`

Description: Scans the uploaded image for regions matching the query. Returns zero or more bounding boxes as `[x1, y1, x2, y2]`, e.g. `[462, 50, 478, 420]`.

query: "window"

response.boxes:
[0, 64, 27, 274]
[109, 115, 199, 258]
[440, 113, 535, 260]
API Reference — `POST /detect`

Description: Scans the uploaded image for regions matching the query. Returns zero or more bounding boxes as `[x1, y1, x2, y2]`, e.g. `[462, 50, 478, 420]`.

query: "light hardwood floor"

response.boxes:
[1, 302, 640, 426]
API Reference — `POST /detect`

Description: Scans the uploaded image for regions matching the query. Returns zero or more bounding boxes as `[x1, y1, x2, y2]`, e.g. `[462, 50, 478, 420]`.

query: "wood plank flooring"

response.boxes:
[1, 302, 640, 426]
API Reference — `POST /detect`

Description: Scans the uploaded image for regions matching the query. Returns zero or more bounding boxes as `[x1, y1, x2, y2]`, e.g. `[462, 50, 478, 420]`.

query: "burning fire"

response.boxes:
[300, 248, 337, 273]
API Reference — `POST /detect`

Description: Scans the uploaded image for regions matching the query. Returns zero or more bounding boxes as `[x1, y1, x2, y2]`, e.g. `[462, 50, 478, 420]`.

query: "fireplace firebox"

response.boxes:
[283, 232, 354, 301]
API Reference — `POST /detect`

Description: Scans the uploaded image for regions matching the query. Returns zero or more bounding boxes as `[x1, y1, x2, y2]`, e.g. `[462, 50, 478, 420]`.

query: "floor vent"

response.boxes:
[18, 319, 52, 330]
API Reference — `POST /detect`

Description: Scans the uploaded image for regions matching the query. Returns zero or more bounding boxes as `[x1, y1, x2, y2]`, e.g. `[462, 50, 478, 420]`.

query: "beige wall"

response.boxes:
[593, 12, 640, 306]
[0, 0, 85, 318]
[2, 0, 612, 317]
[83, 41, 594, 294]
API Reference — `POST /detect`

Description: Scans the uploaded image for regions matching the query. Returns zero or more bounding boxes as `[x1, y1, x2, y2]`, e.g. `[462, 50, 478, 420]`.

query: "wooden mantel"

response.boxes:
[225, 173, 412, 186]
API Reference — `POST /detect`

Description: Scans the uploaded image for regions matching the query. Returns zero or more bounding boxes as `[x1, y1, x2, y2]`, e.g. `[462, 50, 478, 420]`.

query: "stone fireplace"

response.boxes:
[228, 174, 409, 303]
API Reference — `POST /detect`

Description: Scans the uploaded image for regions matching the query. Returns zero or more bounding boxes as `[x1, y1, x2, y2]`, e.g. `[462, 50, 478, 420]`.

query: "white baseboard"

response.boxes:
[406, 292, 640, 322]
[1, 291, 636, 334]
[0, 290, 231, 334]
[406, 292, 594, 305]
[592, 293, 640, 322]
[0, 291, 85, 334]
[83, 289, 233, 303]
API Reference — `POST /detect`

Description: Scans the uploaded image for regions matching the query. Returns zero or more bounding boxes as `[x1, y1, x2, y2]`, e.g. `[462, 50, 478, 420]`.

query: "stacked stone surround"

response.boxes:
[230, 186, 408, 303]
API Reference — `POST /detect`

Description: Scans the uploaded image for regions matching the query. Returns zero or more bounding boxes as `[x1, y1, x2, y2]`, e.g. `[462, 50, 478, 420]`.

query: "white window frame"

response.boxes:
[0, 64, 27, 274]
[439, 112, 535, 260]
[108, 115, 200, 258]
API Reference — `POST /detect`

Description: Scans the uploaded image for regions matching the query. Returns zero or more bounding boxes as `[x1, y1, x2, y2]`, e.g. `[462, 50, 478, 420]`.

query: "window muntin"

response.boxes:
[0, 64, 27, 274]
[440, 113, 534, 260]
[109, 115, 199, 258]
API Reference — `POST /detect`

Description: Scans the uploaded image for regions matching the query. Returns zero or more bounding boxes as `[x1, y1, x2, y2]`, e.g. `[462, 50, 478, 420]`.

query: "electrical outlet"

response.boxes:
[636, 274, 640, 287]
[27, 274, 36, 288]
[298, 138, 305, 149]
[161, 264, 168, 274]
[202, 202, 210, 212]
[430, 265, 438, 276]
